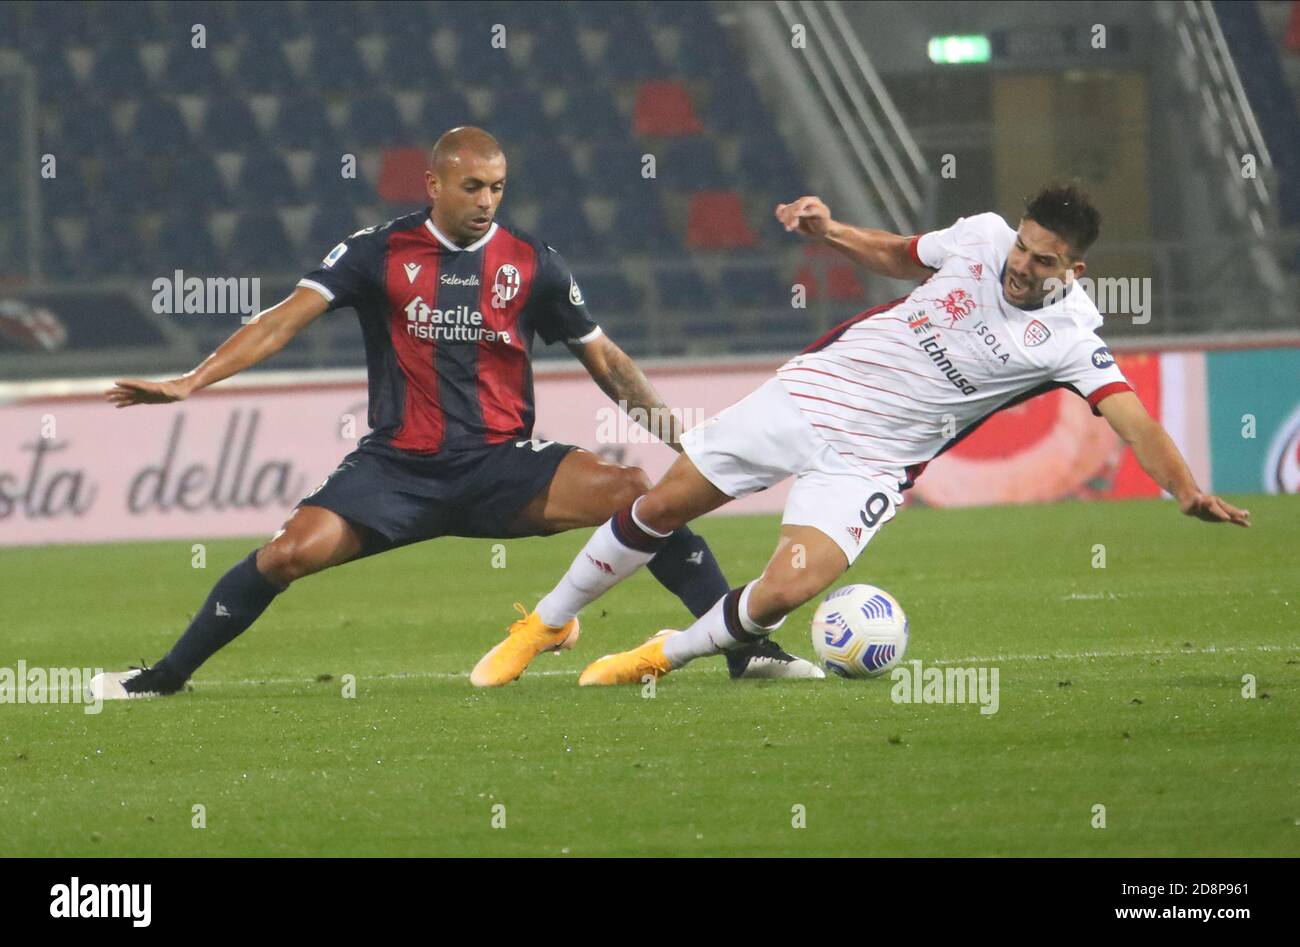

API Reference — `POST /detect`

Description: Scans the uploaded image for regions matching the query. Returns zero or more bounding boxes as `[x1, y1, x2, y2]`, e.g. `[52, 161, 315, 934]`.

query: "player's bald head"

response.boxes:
[429, 127, 504, 176]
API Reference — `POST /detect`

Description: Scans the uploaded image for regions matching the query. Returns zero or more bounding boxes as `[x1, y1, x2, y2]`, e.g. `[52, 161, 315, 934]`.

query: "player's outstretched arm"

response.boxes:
[568, 333, 684, 451]
[774, 195, 934, 282]
[1097, 391, 1251, 526]
[105, 286, 330, 407]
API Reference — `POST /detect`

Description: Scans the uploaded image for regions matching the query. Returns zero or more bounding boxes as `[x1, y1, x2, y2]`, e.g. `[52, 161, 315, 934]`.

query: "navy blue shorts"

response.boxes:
[298, 437, 581, 553]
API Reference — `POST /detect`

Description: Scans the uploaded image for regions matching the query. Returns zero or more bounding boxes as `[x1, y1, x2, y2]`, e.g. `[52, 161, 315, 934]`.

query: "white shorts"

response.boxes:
[680, 378, 901, 564]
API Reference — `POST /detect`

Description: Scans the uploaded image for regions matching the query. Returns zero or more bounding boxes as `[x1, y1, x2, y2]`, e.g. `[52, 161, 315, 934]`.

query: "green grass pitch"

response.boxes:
[1, 495, 1296, 856]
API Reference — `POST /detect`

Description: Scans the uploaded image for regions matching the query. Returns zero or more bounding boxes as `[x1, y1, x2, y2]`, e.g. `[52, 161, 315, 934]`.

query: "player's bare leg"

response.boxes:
[579, 524, 848, 685]
[89, 506, 368, 699]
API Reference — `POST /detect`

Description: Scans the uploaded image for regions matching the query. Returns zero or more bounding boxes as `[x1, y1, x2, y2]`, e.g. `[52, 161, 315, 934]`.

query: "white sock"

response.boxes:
[535, 505, 668, 627]
[663, 581, 785, 667]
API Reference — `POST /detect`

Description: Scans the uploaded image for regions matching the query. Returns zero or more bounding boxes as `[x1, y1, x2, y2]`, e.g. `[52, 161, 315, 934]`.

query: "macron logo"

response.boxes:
[403, 263, 421, 284]
[215, 602, 230, 617]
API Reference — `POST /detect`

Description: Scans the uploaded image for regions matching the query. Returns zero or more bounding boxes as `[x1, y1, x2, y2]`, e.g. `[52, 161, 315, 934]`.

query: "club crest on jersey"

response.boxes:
[492, 263, 521, 308]
[968, 263, 983, 280]
[1024, 319, 1051, 347]
[938, 288, 975, 324]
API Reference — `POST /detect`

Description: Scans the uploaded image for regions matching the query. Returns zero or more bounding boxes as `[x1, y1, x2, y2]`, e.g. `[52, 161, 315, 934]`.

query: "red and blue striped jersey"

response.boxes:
[299, 210, 601, 454]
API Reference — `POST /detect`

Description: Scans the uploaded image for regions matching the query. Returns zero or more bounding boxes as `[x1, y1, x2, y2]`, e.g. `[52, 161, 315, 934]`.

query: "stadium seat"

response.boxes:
[488, 89, 551, 145]
[235, 34, 298, 93]
[101, 153, 164, 216]
[573, 269, 646, 314]
[607, 191, 678, 253]
[93, 41, 150, 100]
[537, 200, 604, 260]
[718, 262, 788, 308]
[276, 93, 339, 150]
[236, 150, 301, 208]
[34, 49, 87, 106]
[303, 38, 376, 97]
[133, 97, 194, 150]
[347, 91, 409, 148]
[633, 81, 703, 137]
[77, 212, 148, 278]
[661, 137, 728, 190]
[600, 20, 667, 81]
[158, 41, 228, 94]
[376, 148, 430, 204]
[50, 98, 119, 158]
[236, 2, 305, 41]
[736, 135, 806, 195]
[525, 21, 589, 84]
[587, 141, 655, 201]
[165, 151, 235, 212]
[514, 140, 583, 203]
[685, 192, 758, 250]
[418, 89, 477, 137]
[42, 161, 88, 218]
[154, 208, 221, 272]
[674, 17, 736, 78]
[568, 0, 632, 33]
[203, 95, 266, 149]
[383, 30, 445, 91]
[302, 0, 364, 50]
[705, 73, 770, 134]
[310, 150, 371, 208]
[107, 0, 165, 42]
[452, 34, 522, 87]
[307, 204, 363, 256]
[227, 209, 297, 274]
[555, 86, 628, 140]
[654, 265, 716, 310]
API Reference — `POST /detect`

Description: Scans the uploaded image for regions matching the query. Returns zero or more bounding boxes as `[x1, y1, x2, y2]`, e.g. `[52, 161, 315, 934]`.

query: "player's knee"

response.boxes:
[608, 466, 651, 512]
[630, 488, 687, 534]
[255, 538, 317, 587]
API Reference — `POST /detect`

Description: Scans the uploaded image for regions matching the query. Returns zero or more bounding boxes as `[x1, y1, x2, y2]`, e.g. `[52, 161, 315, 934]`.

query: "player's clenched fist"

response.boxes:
[775, 195, 832, 237]
[105, 377, 195, 407]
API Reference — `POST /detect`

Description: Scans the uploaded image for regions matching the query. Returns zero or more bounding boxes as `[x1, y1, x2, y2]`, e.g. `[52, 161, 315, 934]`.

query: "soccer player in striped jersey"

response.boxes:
[89, 127, 819, 700]
[495, 184, 1252, 686]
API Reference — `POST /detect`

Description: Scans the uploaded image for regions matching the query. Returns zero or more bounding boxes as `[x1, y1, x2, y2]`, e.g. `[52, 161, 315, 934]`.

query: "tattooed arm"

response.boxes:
[568, 333, 683, 451]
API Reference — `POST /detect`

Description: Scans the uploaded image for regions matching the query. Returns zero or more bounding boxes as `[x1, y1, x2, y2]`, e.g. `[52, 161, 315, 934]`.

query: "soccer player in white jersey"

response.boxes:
[476, 184, 1252, 686]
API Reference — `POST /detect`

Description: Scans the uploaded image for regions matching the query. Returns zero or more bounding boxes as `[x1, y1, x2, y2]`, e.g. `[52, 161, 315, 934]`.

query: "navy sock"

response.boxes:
[647, 526, 730, 619]
[156, 551, 285, 681]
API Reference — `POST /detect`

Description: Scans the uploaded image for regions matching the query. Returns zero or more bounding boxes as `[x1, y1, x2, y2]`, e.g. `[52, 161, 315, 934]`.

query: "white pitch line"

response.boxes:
[190, 643, 1292, 689]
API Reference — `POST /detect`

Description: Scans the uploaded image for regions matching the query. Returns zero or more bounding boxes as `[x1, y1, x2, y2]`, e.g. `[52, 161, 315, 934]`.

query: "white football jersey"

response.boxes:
[776, 212, 1131, 487]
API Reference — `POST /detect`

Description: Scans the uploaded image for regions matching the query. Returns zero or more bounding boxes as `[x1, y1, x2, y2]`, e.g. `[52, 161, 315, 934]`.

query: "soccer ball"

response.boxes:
[810, 584, 908, 678]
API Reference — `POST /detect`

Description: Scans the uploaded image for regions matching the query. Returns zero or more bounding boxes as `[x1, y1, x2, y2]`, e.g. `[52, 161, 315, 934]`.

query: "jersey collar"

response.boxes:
[424, 214, 499, 253]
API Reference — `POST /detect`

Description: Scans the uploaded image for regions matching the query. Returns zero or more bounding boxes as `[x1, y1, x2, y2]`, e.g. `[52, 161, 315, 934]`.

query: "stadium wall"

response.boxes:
[1, 345, 1296, 547]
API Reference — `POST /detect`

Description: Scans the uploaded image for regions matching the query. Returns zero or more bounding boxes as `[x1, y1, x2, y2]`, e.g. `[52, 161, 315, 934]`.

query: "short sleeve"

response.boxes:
[912, 212, 1012, 270]
[530, 245, 601, 345]
[298, 227, 385, 312]
[1054, 332, 1132, 416]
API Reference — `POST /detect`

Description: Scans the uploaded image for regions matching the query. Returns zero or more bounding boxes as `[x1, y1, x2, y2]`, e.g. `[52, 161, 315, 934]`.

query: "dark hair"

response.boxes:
[1022, 183, 1101, 260]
